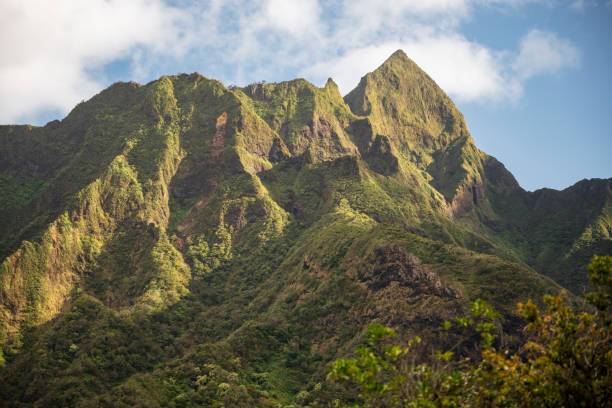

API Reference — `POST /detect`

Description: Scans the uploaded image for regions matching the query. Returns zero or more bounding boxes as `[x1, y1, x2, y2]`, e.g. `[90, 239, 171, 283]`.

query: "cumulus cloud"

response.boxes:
[513, 29, 581, 79]
[400, 34, 512, 101]
[337, 0, 469, 34]
[0, 0, 189, 124]
[301, 37, 514, 102]
[301, 30, 577, 104]
[262, 0, 322, 37]
[0, 0, 582, 124]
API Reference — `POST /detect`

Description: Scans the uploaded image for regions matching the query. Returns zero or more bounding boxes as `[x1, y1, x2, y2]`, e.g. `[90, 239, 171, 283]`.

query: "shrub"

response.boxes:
[328, 256, 612, 407]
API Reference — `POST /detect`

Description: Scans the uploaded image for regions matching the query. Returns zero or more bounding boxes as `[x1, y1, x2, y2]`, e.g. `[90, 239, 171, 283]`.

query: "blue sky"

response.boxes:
[1, 0, 610, 191]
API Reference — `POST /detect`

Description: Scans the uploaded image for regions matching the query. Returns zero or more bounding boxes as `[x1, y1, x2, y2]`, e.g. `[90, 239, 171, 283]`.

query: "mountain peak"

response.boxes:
[376, 49, 432, 85]
[1, 49, 610, 407]
[344, 50, 483, 206]
[325, 77, 338, 89]
[344, 50, 463, 139]
[371, 49, 423, 81]
[386, 49, 409, 62]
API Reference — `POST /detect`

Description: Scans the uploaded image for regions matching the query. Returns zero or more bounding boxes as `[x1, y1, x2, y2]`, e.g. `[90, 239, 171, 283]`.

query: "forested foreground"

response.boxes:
[325, 256, 612, 407]
[3, 257, 608, 407]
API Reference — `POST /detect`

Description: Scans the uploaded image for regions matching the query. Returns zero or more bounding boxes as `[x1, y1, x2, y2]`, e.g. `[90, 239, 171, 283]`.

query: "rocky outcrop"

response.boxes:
[355, 245, 459, 298]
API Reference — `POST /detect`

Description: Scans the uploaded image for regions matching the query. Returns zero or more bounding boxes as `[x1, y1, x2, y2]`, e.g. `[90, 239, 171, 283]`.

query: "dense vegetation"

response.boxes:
[0, 50, 610, 406]
[328, 255, 612, 407]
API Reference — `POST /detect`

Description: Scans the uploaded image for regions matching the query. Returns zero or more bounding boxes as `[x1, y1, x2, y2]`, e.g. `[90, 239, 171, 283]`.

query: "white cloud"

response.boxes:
[340, 0, 469, 26]
[0, 0, 190, 124]
[513, 29, 580, 79]
[303, 44, 404, 94]
[401, 35, 513, 102]
[377, 0, 468, 15]
[302, 28, 579, 103]
[301, 37, 514, 102]
[213, 0, 578, 104]
[262, 0, 322, 36]
[0, 0, 582, 124]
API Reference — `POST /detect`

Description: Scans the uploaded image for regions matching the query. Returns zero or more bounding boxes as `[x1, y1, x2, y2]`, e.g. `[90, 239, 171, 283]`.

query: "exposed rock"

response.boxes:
[363, 134, 399, 175]
[268, 136, 291, 162]
[355, 245, 459, 298]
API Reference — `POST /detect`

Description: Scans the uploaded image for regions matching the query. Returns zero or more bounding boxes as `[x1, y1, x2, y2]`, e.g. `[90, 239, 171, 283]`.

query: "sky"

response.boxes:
[1, 0, 610, 191]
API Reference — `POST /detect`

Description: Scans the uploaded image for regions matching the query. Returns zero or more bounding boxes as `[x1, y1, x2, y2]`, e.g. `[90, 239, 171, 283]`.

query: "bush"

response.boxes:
[328, 256, 612, 407]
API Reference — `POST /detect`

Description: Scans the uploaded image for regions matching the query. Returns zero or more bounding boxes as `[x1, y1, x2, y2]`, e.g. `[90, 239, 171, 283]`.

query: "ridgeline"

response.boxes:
[1, 50, 610, 406]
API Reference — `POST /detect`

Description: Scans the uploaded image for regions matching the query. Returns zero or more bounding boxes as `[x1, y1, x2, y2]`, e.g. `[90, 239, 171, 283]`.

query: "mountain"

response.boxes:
[0, 50, 609, 406]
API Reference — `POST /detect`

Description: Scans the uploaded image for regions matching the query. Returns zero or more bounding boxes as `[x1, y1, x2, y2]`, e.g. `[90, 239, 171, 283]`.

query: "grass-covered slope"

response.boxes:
[517, 178, 611, 293]
[344, 50, 483, 206]
[344, 50, 612, 293]
[0, 51, 609, 406]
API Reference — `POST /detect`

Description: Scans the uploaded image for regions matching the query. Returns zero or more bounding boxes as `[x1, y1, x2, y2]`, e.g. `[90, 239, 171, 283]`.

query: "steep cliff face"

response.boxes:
[0, 51, 609, 406]
[521, 178, 612, 292]
[0, 77, 193, 340]
[238, 78, 357, 162]
[345, 50, 484, 209]
[343, 50, 611, 292]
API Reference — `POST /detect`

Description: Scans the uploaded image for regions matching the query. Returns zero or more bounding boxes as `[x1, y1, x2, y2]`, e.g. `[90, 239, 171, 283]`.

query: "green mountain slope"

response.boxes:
[0, 51, 609, 406]
[345, 50, 611, 293]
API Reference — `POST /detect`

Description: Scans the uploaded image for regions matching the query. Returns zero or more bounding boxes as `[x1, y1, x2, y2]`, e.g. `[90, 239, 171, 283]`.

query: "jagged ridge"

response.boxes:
[0, 51, 609, 406]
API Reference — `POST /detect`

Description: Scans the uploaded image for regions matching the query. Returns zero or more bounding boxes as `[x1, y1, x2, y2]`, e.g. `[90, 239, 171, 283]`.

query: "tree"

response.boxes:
[328, 256, 612, 407]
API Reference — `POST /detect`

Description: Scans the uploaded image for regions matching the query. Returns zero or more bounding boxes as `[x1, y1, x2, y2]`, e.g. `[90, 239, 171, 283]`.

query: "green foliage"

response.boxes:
[0, 173, 46, 211]
[328, 324, 412, 405]
[184, 226, 234, 279]
[328, 256, 612, 407]
[328, 299, 500, 407]
[0, 53, 610, 407]
[239, 78, 357, 161]
[138, 231, 191, 310]
[185, 235, 211, 277]
[586, 255, 612, 322]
